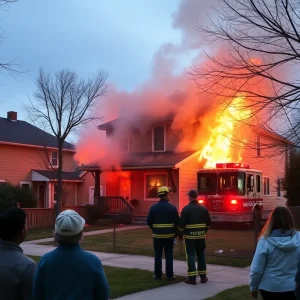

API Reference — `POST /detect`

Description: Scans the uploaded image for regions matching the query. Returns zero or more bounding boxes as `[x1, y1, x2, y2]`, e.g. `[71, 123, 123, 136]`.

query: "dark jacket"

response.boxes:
[147, 199, 179, 239]
[32, 245, 109, 300]
[0, 240, 37, 300]
[178, 200, 212, 246]
[296, 260, 300, 299]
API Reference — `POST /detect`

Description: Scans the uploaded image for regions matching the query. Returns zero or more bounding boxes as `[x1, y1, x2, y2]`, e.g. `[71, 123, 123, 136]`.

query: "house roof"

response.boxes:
[80, 151, 197, 171]
[0, 117, 75, 150]
[32, 170, 82, 182]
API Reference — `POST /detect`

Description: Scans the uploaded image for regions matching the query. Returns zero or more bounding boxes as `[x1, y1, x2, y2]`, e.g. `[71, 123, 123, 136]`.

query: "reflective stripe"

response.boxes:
[198, 270, 207, 274]
[187, 271, 197, 276]
[153, 233, 175, 238]
[185, 224, 206, 229]
[184, 234, 206, 239]
[153, 223, 174, 228]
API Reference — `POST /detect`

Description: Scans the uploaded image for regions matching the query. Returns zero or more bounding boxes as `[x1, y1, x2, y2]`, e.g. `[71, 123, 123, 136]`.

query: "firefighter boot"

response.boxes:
[185, 279, 197, 285]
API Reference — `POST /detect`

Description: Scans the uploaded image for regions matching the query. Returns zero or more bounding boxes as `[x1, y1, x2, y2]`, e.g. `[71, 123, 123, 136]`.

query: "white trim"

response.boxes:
[174, 150, 201, 168]
[0, 141, 75, 152]
[20, 181, 32, 188]
[144, 172, 168, 201]
[89, 186, 103, 204]
[152, 125, 166, 152]
[0, 180, 6, 183]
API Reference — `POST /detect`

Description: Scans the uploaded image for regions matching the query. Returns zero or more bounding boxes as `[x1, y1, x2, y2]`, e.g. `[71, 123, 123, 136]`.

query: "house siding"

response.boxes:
[105, 169, 179, 216]
[243, 135, 287, 210]
[178, 154, 201, 212]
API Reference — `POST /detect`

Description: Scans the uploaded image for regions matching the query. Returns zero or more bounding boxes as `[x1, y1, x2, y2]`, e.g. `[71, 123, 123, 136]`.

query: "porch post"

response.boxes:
[93, 170, 102, 204]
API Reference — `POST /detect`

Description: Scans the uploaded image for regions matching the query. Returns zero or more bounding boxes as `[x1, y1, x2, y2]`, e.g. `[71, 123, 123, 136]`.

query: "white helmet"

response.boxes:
[55, 210, 85, 236]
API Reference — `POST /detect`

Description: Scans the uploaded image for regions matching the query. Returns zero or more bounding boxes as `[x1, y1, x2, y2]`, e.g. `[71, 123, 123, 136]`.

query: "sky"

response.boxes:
[0, 0, 184, 121]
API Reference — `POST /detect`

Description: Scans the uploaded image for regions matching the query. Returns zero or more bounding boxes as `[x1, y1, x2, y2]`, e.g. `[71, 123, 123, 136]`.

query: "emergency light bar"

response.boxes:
[215, 163, 250, 169]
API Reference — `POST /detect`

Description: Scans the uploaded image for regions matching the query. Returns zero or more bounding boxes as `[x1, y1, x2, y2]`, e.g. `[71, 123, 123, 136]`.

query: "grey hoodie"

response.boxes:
[0, 240, 37, 300]
[250, 230, 300, 292]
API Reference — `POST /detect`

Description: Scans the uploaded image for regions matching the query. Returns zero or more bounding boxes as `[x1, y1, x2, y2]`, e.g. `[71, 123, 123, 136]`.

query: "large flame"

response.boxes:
[199, 95, 251, 168]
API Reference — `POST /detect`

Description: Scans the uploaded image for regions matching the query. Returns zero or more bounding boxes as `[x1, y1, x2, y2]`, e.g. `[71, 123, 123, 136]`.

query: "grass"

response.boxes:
[26, 224, 119, 241]
[205, 285, 262, 300]
[29, 256, 184, 299]
[42, 227, 254, 267]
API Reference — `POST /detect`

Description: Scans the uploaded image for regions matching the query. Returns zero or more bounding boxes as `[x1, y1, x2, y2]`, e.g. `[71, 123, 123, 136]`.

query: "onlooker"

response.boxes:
[147, 186, 179, 280]
[250, 206, 300, 300]
[296, 261, 300, 300]
[178, 189, 211, 285]
[32, 210, 110, 300]
[0, 208, 37, 300]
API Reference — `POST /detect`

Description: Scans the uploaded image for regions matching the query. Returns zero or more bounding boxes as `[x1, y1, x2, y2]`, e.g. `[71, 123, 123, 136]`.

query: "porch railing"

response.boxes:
[23, 208, 55, 229]
[95, 196, 134, 214]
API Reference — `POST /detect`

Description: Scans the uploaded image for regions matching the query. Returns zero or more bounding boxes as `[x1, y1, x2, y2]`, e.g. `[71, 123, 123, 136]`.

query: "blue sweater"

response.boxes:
[32, 245, 110, 300]
[250, 230, 300, 292]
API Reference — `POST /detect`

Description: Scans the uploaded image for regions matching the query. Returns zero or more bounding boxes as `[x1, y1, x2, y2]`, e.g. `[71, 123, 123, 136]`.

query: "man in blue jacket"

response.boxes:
[147, 186, 179, 280]
[32, 210, 110, 300]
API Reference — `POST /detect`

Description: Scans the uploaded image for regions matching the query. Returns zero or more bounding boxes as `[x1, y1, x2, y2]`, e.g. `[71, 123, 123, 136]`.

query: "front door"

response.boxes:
[38, 184, 45, 208]
[118, 176, 131, 200]
[89, 186, 103, 204]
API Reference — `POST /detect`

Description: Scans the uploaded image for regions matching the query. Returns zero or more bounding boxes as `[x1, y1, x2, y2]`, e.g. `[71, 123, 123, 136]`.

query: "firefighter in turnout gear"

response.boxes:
[147, 186, 179, 280]
[178, 189, 212, 285]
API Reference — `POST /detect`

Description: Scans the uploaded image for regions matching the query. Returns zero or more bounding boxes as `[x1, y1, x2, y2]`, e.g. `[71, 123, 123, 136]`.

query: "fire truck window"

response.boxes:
[256, 175, 261, 193]
[247, 174, 254, 192]
[218, 172, 245, 195]
[145, 174, 167, 198]
[198, 173, 217, 195]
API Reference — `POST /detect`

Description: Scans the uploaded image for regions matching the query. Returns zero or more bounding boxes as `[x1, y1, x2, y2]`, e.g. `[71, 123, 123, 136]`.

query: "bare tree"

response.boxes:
[193, 0, 300, 152]
[25, 68, 107, 215]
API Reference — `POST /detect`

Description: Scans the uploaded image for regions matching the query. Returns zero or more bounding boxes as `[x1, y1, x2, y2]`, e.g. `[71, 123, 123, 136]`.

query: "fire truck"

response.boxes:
[197, 162, 270, 223]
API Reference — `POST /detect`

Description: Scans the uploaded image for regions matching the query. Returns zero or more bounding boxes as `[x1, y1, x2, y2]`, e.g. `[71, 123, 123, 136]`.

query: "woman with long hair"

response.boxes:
[250, 206, 300, 300]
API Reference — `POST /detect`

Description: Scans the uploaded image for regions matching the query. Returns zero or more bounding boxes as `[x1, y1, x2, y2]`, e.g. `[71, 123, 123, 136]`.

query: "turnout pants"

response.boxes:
[260, 290, 296, 300]
[185, 239, 206, 280]
[153, 238, 174, 278]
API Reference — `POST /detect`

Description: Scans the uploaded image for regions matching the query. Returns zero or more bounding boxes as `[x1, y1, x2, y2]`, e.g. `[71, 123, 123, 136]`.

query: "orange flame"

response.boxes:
[199, 95, 251, 168]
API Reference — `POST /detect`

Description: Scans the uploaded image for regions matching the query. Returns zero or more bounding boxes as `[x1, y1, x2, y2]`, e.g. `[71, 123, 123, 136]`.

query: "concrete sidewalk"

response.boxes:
[22, 242, 250, 300]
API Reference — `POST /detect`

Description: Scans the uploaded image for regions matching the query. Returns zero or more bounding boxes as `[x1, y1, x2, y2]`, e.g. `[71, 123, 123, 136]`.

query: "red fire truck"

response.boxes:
[197, 162, 270, 223]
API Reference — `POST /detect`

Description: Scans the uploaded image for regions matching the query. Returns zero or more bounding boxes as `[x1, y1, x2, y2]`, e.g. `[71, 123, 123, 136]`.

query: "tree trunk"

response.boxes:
[56, 139, 64, 216]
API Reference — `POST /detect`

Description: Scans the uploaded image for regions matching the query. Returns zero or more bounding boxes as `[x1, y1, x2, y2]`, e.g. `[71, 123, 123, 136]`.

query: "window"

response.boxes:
[120, 134, 129, 153]
[51, 152, 58, 167]
[54, 184, 58, 202]
[145, 174, 167, 199]
[0, 180, 6, 187]
[197, 173, 217, 195]
[277, 178, 282, 197]
[152, 126, 166, 152]
[263, 177, 270, 196]
[256, 135, 261, 157]
[20, 182, 31, 190]
[256, 175, 261, 193]
[218, 172, 245, 195]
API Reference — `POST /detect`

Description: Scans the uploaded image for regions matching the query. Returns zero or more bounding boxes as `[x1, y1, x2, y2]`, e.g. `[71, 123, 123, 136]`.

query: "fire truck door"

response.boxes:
[246, 173, 255, 199]
[255, 174, 262, 201]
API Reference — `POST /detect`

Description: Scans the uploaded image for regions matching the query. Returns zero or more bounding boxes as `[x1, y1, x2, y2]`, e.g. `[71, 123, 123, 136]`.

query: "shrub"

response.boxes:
[0, 183, 37, 211]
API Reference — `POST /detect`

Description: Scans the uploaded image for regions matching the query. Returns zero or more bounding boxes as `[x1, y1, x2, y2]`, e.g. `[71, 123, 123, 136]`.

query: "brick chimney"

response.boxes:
[7, 111, 17, 121]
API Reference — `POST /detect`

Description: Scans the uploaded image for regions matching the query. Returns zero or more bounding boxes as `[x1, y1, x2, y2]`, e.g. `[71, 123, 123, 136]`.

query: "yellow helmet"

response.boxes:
[157, 186, 172, 196]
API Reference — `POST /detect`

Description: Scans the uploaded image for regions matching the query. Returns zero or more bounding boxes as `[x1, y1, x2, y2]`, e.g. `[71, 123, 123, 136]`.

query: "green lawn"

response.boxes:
[42, 227, 254, 267]
[26, 224, 119, 241]
[29, 256, 184, 299]
[205, 285, 262, 300]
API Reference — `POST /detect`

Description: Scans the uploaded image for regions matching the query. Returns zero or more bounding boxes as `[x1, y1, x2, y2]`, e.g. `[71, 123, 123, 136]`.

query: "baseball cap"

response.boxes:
[55, 210, 85, 236]
[187, 189, 198, 198]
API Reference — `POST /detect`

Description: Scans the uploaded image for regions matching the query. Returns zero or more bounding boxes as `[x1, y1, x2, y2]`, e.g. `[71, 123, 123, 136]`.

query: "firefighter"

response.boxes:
[146, 186, 179, 280]
[178, 189, 212, 285]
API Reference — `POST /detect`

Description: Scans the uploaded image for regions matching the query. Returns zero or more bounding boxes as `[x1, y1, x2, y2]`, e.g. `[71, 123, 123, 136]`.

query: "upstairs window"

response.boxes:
[51, 152, 58, 167]
[120, 133, 129, 153]
[152, 126, 166, 152]
[263, 177, 270, 196]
